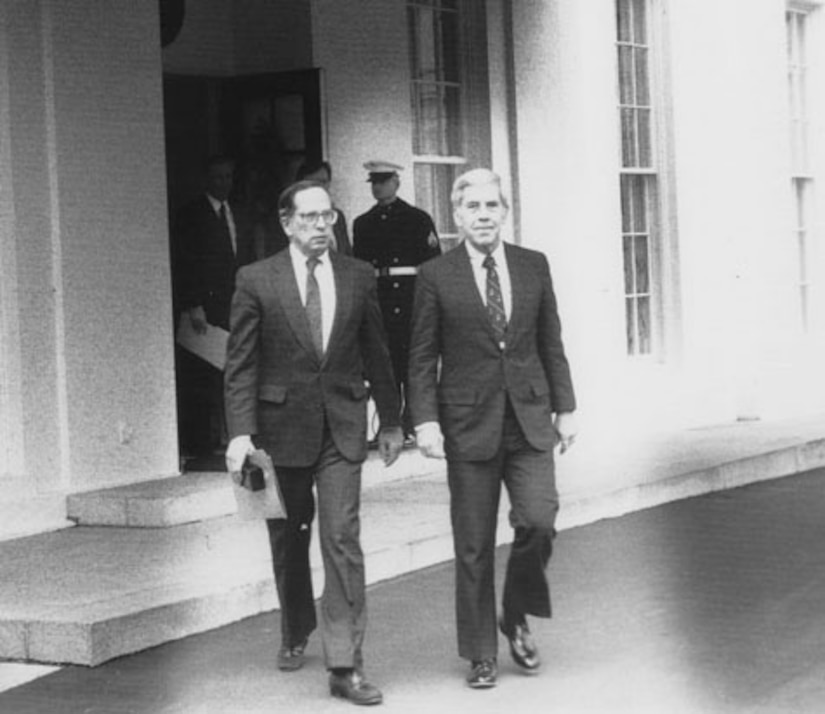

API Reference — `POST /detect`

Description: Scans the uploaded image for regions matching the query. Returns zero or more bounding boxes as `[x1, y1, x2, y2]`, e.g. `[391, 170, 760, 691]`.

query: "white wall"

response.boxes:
[669, 0, 825, 420]
[310, 0, 418, 223]
[512, 0, 633, 434]
[512, 0, 825, 438]
[0, 0, 179, 539]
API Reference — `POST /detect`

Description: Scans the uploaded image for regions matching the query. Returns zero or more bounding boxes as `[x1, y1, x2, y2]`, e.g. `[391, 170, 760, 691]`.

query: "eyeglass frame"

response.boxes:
[294, 209, 338, 226]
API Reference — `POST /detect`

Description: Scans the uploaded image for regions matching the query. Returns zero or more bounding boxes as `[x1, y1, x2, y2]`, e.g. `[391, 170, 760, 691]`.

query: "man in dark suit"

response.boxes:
[172, 154, 255, 461]
[408, 168, 578, 689]
[224, 180, 403, 706]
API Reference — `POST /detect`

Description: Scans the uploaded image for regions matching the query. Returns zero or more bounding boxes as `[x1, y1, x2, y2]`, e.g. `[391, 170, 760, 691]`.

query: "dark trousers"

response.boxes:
[264, 430, 367, 670]
[447, 402, 558, 661]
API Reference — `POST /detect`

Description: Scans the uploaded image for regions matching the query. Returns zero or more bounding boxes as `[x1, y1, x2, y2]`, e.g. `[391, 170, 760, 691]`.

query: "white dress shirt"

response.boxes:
[207, 193, 237, 255]
[465, 238, 512, 320]
[289, 244, 336, 352]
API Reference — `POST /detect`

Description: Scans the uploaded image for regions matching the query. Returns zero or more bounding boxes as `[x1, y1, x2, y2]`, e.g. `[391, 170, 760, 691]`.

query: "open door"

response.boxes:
[163, 68, 323, 470]
[163, 68, 323, 222]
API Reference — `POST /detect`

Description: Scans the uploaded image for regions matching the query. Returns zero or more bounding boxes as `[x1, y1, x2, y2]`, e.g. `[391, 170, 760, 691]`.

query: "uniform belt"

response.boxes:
[376, 267, 418, 277]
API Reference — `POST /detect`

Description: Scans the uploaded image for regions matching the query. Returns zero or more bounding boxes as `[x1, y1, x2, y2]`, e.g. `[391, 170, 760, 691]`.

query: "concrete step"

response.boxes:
[66, 449, 444, 528]
[3, 415, 824, 667]
[1, 471, 463, 667]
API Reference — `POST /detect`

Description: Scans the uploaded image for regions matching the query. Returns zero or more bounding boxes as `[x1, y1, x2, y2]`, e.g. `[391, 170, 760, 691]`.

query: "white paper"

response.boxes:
[175, 317, 228, 370]
[231, 449, 287, 521]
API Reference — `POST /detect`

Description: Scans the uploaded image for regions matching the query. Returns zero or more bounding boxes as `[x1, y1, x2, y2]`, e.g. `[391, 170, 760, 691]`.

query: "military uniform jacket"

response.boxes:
[352, 198, 441, 337]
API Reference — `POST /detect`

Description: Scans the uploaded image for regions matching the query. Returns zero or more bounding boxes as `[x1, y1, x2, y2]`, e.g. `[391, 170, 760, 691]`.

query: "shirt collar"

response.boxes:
[289, 243, 329, 269]
[464, 238, 505, 266]
[206, 194, 225, 213]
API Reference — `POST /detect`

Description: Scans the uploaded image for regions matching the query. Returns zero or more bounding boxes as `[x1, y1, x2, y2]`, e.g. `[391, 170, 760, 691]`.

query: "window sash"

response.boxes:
[621, 174, 657, 356]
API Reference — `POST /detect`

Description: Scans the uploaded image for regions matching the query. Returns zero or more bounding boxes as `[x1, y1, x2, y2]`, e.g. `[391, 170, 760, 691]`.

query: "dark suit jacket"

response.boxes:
[172, 194, 255, 330]
[224, 249, 401, 467]
[408, 242, 576, 461]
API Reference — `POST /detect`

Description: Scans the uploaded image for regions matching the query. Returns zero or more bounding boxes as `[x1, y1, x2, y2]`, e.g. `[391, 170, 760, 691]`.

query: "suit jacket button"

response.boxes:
[499, 341, 506, 350]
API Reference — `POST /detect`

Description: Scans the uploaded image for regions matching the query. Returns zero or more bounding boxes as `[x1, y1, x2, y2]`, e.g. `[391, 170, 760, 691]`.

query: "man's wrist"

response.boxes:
[415, 421, 439, 435]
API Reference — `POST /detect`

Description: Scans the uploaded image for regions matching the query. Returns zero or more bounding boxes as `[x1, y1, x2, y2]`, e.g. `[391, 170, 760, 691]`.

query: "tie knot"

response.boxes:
[482, 254, 496, 270]
[307, 256, 321, 273]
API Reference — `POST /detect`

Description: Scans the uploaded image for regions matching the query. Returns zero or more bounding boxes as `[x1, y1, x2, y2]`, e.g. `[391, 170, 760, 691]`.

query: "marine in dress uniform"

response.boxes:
[352, 160, 441, 438]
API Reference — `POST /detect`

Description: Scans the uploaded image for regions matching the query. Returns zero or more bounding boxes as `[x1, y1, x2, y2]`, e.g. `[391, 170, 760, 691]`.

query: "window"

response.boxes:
[616, 0, 661, 356]
[407, 0, 490, 249]
[787, 7, 815, 331]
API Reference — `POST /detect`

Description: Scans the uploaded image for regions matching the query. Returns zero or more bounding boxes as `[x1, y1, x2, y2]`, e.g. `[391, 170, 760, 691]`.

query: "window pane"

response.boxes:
[620, 177, 632, 233]
[625, 298, 637, 354]
[623, 235, 634, 293]
[616, 0, 632, 44]
[631, 0, 647, 44]
[441, 11, 460, 82]
[635, 235, 649, 293]
[618, 46, 635, 105]
[414, 163, 459, 239]
[410, 7, 437, 80]
[634, 47, 650, 105]
[637, 296, 651, 353]
[637, 108, 653, 167]
[631, 176, 647, 232]
[621, 108, 637, 167]
[412, 84, 462, 155]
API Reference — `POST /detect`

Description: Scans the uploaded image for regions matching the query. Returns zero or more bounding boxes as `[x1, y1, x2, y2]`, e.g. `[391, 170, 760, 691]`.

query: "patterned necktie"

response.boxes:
[483, 254, 507, 342]
[305, 257, 324, 357]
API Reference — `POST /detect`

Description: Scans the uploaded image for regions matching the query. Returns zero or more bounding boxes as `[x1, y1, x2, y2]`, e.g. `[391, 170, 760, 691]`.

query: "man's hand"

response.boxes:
[554, 412, 578, 454]
[415, 422, 445, 459]
[378, 426, 403, 467]
[188, 305, 208, 335]
[226, 435, 255, 475]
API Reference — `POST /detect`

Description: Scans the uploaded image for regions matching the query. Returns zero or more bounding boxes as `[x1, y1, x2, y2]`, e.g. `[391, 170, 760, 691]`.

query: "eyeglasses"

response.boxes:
[295, 210, 338, 226]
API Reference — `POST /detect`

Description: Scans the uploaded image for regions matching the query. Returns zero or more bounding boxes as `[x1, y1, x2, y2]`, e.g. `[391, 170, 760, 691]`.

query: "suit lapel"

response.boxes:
[503, 243, 526, 336]
[268, 251, 320, 363]
[453, 243, 501, 344]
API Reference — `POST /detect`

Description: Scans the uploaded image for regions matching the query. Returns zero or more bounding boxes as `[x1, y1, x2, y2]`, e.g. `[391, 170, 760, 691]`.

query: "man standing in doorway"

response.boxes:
[224, 180, 403, 706]
[353, 160, 441, 443]
[408, 168, 578, 689]
[172, 154, 254, 463]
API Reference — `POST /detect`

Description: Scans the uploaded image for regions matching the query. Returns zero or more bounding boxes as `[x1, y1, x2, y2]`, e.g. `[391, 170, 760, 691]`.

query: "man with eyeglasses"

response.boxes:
[353, 160, 441, 444]
[224, 180, 403, 706]
[408, 168, 578, 689]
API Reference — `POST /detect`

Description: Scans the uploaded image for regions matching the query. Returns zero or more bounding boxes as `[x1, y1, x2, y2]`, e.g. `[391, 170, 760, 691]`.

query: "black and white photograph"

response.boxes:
[1, 1, 824, 712]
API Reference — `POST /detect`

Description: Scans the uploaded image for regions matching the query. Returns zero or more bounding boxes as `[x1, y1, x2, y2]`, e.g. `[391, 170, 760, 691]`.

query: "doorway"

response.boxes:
[163, 69, 323, 471]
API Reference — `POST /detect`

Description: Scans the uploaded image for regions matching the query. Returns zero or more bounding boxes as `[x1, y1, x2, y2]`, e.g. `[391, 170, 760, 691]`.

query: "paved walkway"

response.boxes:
[1, 467, 824, 713]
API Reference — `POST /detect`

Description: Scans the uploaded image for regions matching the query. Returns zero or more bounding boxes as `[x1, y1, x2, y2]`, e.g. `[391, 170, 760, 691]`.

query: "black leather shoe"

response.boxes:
[499, 617, 541, 672]
[467, 658, 497, 688]
[277, 638, 308, 672]
[329, 670, 383, 705]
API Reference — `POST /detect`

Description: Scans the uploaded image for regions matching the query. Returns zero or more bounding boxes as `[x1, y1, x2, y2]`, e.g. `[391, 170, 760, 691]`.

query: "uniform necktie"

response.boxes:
[305, 256, 324, 357]
[483, 254, 507, 342]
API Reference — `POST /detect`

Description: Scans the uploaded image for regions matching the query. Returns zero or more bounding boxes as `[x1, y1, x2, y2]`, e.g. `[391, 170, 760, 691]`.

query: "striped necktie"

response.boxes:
[483, 254, 507, 343]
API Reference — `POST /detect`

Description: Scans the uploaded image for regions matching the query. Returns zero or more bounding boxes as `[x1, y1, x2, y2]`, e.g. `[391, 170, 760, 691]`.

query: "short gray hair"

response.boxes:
[450, 168, 510, 210]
